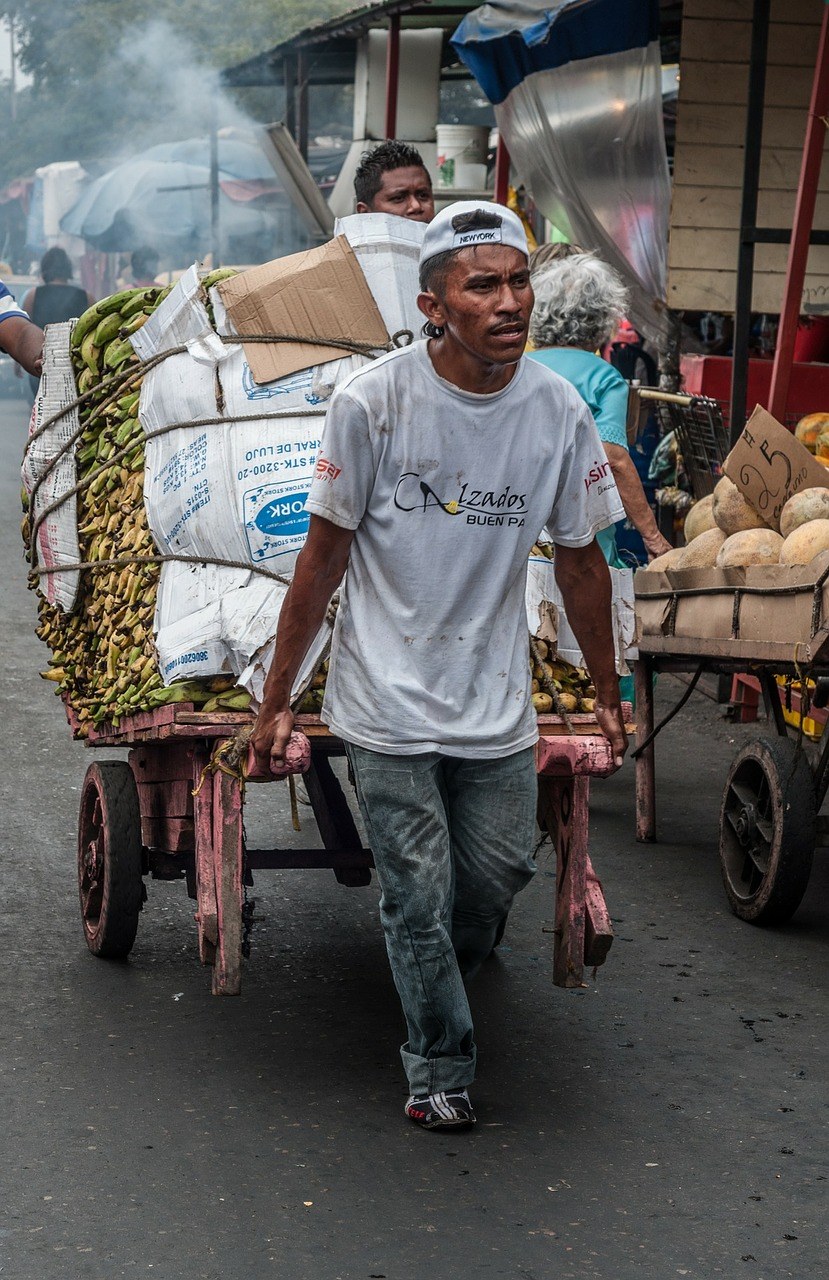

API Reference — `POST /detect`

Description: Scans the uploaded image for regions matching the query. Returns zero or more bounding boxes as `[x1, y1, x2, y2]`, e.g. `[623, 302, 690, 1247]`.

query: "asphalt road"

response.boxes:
[1, 392, 827, 1280]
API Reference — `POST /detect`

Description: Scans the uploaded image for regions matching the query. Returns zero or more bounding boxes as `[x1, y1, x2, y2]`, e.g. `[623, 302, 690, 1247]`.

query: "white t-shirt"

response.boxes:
[304, 341, 624, 757]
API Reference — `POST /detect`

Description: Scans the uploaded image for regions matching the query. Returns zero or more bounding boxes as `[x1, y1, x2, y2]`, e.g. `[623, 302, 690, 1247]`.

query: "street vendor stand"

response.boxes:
[75, 702, 625, 996]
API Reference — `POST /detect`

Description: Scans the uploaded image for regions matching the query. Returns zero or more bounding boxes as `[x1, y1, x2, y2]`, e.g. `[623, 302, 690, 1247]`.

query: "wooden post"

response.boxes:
[296, 49, 309, 161]
[494, 134, 510, 205]
[635, 658, 656, 842]
[583, 853, 614, 968]
[729, 0, 771, 441]
[283, 54, 296, 140]
[192, 748, 218, 967]
[211, 770, 243, 996]
[304, 755, 372, 887]
[384, 13, 400, 139]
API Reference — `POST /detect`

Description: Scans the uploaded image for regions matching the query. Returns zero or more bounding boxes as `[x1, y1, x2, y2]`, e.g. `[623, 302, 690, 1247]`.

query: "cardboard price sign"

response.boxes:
[723, 405, 829, 531]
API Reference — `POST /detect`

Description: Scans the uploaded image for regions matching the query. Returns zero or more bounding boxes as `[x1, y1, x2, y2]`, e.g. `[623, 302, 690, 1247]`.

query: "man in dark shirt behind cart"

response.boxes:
[354, 140, 435, 224]
[252, 200, 627, 1132]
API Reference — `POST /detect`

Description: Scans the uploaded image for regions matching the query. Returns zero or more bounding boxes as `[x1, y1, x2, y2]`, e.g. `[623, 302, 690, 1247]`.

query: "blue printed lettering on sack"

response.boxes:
[164, 478, 211, 546]
[243, 483, 310, 561]
[242, 362, 325, 405]
[159, 432, 209, 495]
[164, 649, 210, 675]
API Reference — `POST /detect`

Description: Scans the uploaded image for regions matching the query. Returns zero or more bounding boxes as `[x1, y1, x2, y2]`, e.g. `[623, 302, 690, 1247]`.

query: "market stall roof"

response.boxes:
[221, 0, 486, 88]
[221, 0, 683, 88]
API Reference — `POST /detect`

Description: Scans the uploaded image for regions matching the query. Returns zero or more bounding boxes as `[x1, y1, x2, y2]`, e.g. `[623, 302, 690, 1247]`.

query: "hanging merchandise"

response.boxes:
[451, 0, 672, 348]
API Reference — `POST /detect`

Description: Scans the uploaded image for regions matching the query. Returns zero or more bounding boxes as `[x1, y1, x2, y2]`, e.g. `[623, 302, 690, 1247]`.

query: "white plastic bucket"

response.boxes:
[436, 124, 489, 189]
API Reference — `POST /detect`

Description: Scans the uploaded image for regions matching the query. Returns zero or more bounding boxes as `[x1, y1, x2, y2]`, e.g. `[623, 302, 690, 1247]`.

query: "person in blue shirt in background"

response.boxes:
[0, 280, 44, 379]
[527, 252, 670, 566]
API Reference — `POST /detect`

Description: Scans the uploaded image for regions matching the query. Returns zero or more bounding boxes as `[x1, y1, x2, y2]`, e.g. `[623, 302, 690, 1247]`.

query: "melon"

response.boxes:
[817, 432, 829, 461]
[715, 528, 783, 568]
[712, 476, 769, 535]
[645, 547, 686, 572]
[683, 494, 716, 543]
[779, 519, 829, 566]
[794, 412, 829, 455]
[676, 525, 727, 568]
[779, 487, 829, 538]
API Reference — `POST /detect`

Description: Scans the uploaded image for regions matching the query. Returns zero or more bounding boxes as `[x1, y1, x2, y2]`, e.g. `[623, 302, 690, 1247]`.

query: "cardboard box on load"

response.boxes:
[217, 234, 390, 385]
[634, 553, 829, 662]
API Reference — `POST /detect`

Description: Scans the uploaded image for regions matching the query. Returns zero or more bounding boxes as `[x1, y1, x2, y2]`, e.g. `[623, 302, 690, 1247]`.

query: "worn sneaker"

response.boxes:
[405, 1089, 477, 1130]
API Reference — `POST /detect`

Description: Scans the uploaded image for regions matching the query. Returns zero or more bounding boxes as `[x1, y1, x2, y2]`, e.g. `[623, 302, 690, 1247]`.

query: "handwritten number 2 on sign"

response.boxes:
[740, 438, 791, 514]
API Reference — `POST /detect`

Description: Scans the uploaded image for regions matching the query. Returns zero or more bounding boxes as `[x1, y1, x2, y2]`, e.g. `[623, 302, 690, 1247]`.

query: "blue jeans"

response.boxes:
[345, 743, 538, 1094]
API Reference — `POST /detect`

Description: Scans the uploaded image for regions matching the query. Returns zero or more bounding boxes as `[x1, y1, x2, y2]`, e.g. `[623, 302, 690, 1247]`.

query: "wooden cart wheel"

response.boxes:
[719, 738, 815, 926]
[77, 761, 144, 958]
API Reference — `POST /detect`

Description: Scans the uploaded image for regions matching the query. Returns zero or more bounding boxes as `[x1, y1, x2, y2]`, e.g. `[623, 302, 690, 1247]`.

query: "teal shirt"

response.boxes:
[529, 347, 628, 565]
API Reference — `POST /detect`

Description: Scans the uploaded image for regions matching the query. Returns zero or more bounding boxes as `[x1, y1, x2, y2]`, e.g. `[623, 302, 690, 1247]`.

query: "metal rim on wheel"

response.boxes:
[719, 737, 815, 926]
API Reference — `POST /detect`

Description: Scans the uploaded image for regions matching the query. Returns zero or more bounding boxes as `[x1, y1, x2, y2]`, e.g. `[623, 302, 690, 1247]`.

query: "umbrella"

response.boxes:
[60, 158, 273, 252]
[140, 136, 276, 182]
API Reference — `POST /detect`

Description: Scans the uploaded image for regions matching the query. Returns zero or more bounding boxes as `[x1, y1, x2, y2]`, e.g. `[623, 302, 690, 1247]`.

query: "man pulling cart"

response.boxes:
[252, 201, 628, 1130]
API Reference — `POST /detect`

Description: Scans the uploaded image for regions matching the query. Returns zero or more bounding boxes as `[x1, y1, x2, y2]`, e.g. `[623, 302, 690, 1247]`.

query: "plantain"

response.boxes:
[80, 333, 100, 374]
[103, 337, 137, 370]
[121, 288, 159, 319]
[119, 312, 149, 337]
[93, 313, 124, 347]
[201, 267, 238, 290]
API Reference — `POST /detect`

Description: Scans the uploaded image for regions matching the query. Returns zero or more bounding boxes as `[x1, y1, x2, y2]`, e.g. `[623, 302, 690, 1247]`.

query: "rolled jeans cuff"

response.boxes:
[401, 1043, 477, 1095]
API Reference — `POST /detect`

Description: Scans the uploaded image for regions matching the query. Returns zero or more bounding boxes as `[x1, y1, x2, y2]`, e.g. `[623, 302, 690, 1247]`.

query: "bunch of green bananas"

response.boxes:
[529, 637, 597, 715]
[30, 270, 249, 737]
[294, 659, 329, 714]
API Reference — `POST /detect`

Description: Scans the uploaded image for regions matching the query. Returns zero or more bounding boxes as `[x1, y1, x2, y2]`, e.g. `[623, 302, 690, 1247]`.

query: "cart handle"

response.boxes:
[637, 389, 694, 407]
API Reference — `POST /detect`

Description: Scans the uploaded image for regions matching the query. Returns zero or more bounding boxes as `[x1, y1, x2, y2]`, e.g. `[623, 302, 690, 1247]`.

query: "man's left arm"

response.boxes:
[0, 315, 45, 377]
[554, 540, 627, 768]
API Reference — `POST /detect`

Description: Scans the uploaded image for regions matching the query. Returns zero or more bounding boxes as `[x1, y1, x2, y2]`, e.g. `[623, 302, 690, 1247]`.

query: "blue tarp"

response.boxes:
[451, 0, 660, 104]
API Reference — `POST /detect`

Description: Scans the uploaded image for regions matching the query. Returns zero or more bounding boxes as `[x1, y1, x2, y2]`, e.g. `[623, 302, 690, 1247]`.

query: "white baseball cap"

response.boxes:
[419, 200, 529, 268]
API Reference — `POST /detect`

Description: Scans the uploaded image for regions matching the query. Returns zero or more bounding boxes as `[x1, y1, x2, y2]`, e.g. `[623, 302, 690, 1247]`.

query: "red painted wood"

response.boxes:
[634, 659, 656, 842]
[730, 673, 761, 723]
[174, 710, 252, 727]
[136, 780, 193, 819]
[538, 775, 590, 988]
[536, 733, 616, 778]
[193, 747, 218, 967]
[680, 355, 829, 429]
[140, 816, 195, 853]
[129, 742, 197, 783]
[211, 769, 243, 996]
[769, 7, 829, 421]
[583, 853, 613, 968]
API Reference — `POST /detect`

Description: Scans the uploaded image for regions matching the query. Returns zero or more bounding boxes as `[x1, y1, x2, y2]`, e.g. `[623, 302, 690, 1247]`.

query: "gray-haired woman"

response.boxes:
[528, 253, 670, 564]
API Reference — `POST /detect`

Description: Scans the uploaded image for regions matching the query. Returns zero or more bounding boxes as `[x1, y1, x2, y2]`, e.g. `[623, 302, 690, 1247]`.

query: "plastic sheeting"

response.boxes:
[452, 0, 672, 348]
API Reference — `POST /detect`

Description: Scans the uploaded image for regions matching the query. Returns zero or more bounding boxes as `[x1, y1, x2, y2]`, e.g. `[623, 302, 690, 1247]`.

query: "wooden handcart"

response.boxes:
[634, 633, 829, 926]
[74, 704, 624, 994]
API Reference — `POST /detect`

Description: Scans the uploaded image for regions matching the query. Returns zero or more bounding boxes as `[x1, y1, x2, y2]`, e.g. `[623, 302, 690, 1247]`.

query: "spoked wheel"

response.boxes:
[78, 761, 144, 957]
[719, 737, 815, 925]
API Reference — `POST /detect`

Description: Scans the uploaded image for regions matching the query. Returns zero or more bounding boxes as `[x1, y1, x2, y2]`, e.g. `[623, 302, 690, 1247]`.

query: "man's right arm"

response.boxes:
[251, 514, 355, 769]
[0, 315, 45, 377]
[554, 539, 627, 770]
